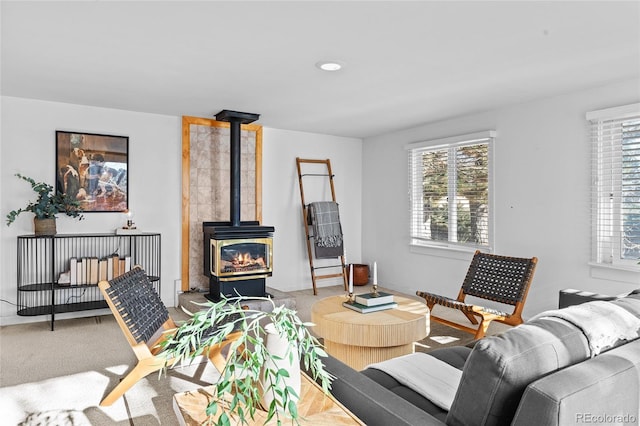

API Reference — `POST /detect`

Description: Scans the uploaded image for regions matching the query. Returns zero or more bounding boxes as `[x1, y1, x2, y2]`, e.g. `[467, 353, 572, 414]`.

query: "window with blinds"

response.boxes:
[588, 103, 640, 267]
[407, 131, 494, 250]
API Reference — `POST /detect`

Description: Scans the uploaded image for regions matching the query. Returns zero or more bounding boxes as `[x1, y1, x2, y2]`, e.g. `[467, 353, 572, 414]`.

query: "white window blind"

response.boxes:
[407, 131, 494, 250]
[588, 103, 640, 266]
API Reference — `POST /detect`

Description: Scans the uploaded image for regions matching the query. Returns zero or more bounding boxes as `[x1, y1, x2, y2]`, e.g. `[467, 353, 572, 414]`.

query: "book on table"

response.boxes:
[355, 291, 395, 306]
[342, 301, 398, 313]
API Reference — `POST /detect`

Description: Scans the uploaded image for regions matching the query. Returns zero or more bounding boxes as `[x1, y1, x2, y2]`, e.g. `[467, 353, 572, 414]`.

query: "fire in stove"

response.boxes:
[224, 252, 266, 272]
[219, 240, 270, 274]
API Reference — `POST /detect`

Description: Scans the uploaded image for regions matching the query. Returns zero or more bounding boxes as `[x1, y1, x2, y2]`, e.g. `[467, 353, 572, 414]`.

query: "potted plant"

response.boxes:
[6, 173, 84, 235]
[162, 295, 333, 426]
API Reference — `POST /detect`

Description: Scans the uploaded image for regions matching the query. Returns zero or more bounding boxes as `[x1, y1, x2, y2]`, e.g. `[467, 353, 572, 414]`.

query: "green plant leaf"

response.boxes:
[206, 401, 218, 416]
[7, 173, 84, 224]
[218, 412, 231, 426]
[161, 295, 333, 425]
[288, 399, 298, 418]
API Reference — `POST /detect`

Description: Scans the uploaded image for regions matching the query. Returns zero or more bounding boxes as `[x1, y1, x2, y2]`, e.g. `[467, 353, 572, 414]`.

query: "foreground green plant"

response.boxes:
[6, 173, 84, 225]
[161, 296, 332, 426]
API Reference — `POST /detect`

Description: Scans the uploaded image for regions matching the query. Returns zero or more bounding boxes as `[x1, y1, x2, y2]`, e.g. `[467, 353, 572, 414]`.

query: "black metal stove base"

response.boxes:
[207, 276, 267, 301]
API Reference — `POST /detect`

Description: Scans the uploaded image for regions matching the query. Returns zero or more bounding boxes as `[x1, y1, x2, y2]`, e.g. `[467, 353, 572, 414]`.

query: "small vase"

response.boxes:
[259, 323, 301, 412]
[347, 263, 369, 286]
[34, 218, 56, 236]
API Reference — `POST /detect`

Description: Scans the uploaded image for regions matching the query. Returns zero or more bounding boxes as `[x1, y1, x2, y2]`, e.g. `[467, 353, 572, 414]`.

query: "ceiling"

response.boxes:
[2, 1, 639, 139]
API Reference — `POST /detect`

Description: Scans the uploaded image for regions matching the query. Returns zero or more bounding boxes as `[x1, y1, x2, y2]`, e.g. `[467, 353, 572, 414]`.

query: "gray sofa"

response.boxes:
[316, 292, 640, 426]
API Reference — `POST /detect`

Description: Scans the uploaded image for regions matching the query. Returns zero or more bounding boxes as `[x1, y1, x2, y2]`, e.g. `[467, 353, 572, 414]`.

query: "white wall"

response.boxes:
[0, 97, 182, 324]
[262, 128, 362, 292]
[361, 78, 640, 318]
[0, 96, 363, 325]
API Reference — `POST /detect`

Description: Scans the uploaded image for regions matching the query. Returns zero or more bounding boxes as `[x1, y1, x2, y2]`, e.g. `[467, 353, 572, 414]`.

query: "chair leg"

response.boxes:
[207, 345, 228, 373]
[100, 359, 163, 406]
[426, 301, 436, 314]
[473, 319, 492, 339]
[206, 332, 244, 373]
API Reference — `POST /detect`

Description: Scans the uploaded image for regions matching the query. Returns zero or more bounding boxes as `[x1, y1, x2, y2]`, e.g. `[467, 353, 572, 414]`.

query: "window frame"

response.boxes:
[407, 130, 495, 253]
[588, 103, 640, 270]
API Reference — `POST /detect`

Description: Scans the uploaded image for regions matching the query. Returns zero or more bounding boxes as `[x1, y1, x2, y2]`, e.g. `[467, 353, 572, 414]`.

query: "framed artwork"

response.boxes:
[56, 130, 129, 212]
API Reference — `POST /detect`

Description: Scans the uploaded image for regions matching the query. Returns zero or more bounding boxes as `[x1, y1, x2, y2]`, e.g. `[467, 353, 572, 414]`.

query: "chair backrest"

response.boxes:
[461, 250, 537, 306]
[102, 267, 169, 344]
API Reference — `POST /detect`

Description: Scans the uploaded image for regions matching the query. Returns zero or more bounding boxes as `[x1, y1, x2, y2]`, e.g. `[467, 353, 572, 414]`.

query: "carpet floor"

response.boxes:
[0, 358, 221, 426]
[0, 313, 218, 426]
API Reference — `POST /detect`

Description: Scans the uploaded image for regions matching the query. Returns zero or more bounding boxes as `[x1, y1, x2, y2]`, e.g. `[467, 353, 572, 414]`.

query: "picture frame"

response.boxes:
[56, 130, 129, 213]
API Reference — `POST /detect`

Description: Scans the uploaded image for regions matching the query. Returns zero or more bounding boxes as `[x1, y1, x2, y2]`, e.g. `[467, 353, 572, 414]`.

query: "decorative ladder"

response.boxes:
[296, 158, 348, 295]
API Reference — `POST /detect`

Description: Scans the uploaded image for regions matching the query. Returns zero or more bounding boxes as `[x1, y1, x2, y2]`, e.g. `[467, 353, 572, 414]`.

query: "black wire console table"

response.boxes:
[16, 233, 160, 330]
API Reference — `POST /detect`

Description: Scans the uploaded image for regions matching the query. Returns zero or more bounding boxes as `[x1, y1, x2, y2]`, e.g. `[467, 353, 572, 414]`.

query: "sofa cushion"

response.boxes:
[447, 316, 590, 426]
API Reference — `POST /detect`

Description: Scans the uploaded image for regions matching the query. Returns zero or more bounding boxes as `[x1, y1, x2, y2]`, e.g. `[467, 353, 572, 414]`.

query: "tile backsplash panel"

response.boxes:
[188, 123, 258, 290]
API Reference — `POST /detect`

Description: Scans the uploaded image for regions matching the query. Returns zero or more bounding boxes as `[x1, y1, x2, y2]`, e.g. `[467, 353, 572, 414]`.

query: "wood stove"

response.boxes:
[203, 221, 274, 300]
[202, 110, 275, 301]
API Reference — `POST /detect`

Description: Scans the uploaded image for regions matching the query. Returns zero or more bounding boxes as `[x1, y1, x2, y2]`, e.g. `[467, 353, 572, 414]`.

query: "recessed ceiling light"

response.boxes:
[316, 61, 343, 71]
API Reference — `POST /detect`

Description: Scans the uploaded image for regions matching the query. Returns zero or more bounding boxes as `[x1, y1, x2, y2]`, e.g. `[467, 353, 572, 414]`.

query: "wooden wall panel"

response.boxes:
[181, 116, 262, 291]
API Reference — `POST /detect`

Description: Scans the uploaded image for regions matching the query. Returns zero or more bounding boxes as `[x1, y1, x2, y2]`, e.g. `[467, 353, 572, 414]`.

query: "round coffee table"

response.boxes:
[311, 294, 430, 370]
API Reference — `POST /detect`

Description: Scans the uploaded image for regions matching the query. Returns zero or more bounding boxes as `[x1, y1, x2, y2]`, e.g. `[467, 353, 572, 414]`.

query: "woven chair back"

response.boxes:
[461, 252, 537, 306]
[104, 267, 169, 344]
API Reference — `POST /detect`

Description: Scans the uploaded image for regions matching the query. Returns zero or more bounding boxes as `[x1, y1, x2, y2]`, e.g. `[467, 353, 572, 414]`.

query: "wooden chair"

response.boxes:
[98, 267, 241, 406]
[416, 250, 538, 339]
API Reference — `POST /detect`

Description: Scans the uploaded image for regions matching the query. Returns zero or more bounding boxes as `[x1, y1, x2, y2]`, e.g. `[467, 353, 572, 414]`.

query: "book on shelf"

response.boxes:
[342, 301, 398, 314]
[89, 257, 99, 284]
[98, 258, 108, 282]
[355, 291, 395, 307]
[111, 254, 120, 278]
[81, 258, 89, 285]
[86, 258, 92, 284]
[76, 261, 83, 286]
[69, 257, 78, 286]
[119, 258, 126, 276]
[106, 256, 114, 280]
[57, 270, 71, 286]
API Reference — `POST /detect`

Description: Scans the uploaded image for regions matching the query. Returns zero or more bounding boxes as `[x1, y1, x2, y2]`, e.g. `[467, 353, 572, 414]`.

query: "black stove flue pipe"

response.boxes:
[214, 110, 260, 227]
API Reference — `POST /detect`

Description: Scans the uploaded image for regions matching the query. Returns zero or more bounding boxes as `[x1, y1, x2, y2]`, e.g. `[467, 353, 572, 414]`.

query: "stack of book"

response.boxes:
[64, 255, 131, 286]
[342, 291, 397, 313]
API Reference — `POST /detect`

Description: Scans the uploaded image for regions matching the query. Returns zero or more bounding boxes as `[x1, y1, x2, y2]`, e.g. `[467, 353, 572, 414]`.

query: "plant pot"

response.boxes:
[347, 263, 369, 286]
[34, 218, 56, 236]
[259, 323, 301, 412]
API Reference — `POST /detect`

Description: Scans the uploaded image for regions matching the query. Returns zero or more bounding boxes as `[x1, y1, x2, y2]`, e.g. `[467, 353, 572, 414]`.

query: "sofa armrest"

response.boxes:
[311, 355, 447, 426]
[512, 339, 640, 426]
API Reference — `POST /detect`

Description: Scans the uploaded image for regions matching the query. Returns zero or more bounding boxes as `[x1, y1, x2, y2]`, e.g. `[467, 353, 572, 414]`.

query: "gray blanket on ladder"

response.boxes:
[308, 201, 343, 258]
